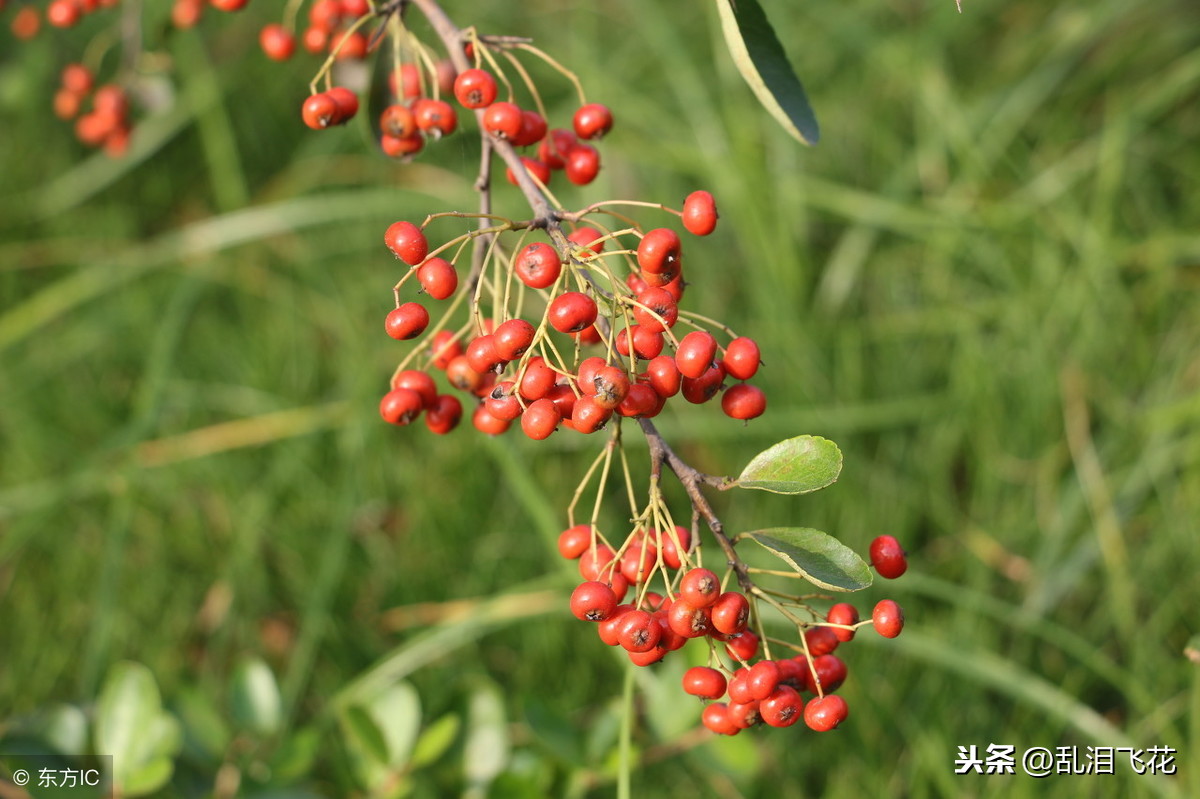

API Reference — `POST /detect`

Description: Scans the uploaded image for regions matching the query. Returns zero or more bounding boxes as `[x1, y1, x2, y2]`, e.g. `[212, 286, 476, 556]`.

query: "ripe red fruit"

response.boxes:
[521, 398, 561, 440]
[308, 0, 340, 27]
[675, 331, 718, 379]
[636, 228, 682, 277]
[616, 382, 661, 418]
[590, 366, 631, 410]
[633, 287, 679, 332]
[571, 581, 618, 621]
[60, 64, 94, 95]
[482, 101, 523, 140]
[722, 337, 761, 380]
[302, 93, 339, 130]
[573, 103, 614, 140]
[484, 382, 522, 422]
[760, 685, 803, 728]
[659, 525, 691, 569]
[567, 226, 605, 254]
[557, 524, 592, 560]
[747, 660, 782, 701]
[391, 369, 437, 408]
[616, 325, 664, 361]
[571, 395, 613, 434]
[710, 591, 751, 636]
[682, 666, 727, 700]
[392, 63, 422, 99]
[331, 30, 368, 60]
[681, 362, 726, 404]
[380, 104, 417, 139]
[492, 319, 536, 361]
[506, 157, 552, 188]
[412, 98, 457, 137]
[726, 668, 754, 704]
[811, 654, 848, 694]
[379, 388, 423, 425]
[617, 609, 661, 653]
[512, 242, 562, 289]
[826, 603, 860, 642]
[564, 143, 600, 185]
[465, 334, 503, 373]
[210, 0, 248, 10]
[258, 23, 296, 60]
[326, 86, 359, 122]
[869, 534, 909, 579]
[727, 700, 762, 729]
[872, 599, 905, 638]
[701, 703, 740, 736]
[722, 383, 767, 420]
[666, 599, 711, 639]
[471, 402, 511, 435]
[47, 0, 81, 27]
[452, 68, 497, 109]
[341, 0, 369, 16]
[416, 257, 457, 299]
[646, 356, 682, 399]
[384, 303, 430, 340]
[517, 358, 556, 400]
[681, 190, 719, 236]
[804, 695, 849, 732]
[381, 132, 425, 158]
[725, 630, 760, 663]
[804, 625, 840, 656]
[679, 567, 721, 608]
[384, 221, 428, 265]
[548, 291, 598, 334]
[424, 394, 463, 435]
[302, 26, 328, 54]
[513, 110, 549, 147]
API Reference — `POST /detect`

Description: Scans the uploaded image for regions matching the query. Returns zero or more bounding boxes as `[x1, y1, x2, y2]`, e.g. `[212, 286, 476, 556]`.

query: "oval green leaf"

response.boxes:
[94, 661, 171, 789]
[230, 657, 282, 737]
[742, 527, 871, 591]
[715, 0, 820, 145]
[735, 435, 842, 494]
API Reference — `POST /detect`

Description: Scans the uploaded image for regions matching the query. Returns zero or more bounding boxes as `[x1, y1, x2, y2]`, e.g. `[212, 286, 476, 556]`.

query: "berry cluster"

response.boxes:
[52, 64, 131, 157]
[257, 0, 374, 62]
[561, 526, 907, 734]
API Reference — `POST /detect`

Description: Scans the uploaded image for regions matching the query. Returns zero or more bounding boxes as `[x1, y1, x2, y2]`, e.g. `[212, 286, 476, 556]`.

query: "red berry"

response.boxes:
[747, 660, 782, 701]
[326, 86, 359, 122]
[416, 257, 457, 299]
[616, 325, 664, 361]
[331, 30, 368, 60]
[517, 357, 556, 401]
[210, 0, 248, 10]
[390, 369, 437, 408]
[679, 567, 721, 609]
[47, 0, 81, 27]
[570, 395, 613, 434]
[646, 356, 682, 399]
[811, 654, 848, 694]
[548, 291, 598, 334]
[452, 68, 497, 109]
[258, 23, 296, 60]
[471, 402, 511, 435]
[60, 63, 94, 95]
[826, 603, 860, 643]
[710, 591, 750, 636]
[385, 303, 429, 340]
[701, 703, 740, 736]
[424, 394, 463, 435]
[564, 143, 600, 185]
[302, 93, 339, 130]
[482, 101, 523, 140]
[681, 362, 726, 404]
[308, 0, 340, 28]
[521, 397, 561, 440]
[760, 685, 803, 728]
[392, 63, 422, 99]
[590, 366, 631, 410]
[722, 337, 761, 380]
[872, 599, 905, 638]
[666, 599, 711, 639]
[727, 700, 762, 729]
[484, 382, 522, 422]
[681, 190, 719, 236]
[869, 534, 908, 579]
[384, 221, 428, 265]
[658, 525, 691, 569]
[557, 524, 592, 560]
[512, 242, 562, 289]
[726, 668, 754, 704]
[617, 609, 661, 653]
[302, 26, 328, 54]
[632, 287, 679, 332]
[571, 581, 618, 621]
[513, 110, 549, 148]
[682, 667, 727, 700]
[675, 331, 717, 380]
[567, 226, 605, 254]
[573, 103, 613, 140]
[379, 388, 423, 425]
[492, 318, 536, 361]
[412, 98, 457, 138]
[465, 334, 503, 374]
[722, 383, 767, 420]
[341, 0, 369, 16]
[636, 228, 682, 277]
[724, 630, 760, 663]
[380, 104, 417, 139]
[429, 331, 462, 369]
[804, 694, 849, 732]
[804, 625, 840, 656]
[616, 382, 661, 419]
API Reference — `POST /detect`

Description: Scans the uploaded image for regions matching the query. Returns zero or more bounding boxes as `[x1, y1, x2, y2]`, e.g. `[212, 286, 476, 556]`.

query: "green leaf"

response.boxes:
[368, 682, 421, 768]
[339, 704, 391, 769]
[230, 657, 283, 737]
[94, 662, 178, 792]
[121, 757, 174, 797]
[409, 713, 459, 769]
[742, 527, 872, 591]
[271, 726, 320, 781]
[463, 683, 509, 792]
[174, 688, 231, 764]
[735, 435, 842, 494]
[715, 0, 820, 145]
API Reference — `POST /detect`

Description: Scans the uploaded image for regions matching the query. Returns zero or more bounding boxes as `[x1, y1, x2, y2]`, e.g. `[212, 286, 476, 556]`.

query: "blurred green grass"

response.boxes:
[1, 0, 1198, 796]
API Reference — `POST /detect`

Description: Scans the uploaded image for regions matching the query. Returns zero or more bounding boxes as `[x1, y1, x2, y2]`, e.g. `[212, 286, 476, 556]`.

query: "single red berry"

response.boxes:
[619, 541, 656, 584]
[682, 362, 726, 405]
[492, 319, 536, 361]
[564, 143, 600, 185]
[380, 104, 418, 139]
[616, 382, 661, 419]
[826, 603, 860, 643]
[726, 668, 754, 705]
[517, 358, 557, 401]
[872, 599, 905, 638]
[722, 383, 767, 420]
[385, 303, 429, 340]
[578, 544, 618, 582]
[632, 287, 679, 332]
[804, 625, 840, 656]
[617, 609, 661, 653]
[627, 644, 668, 667]
[567, 226, 605, 254]
[341, 0, 369, 16]
[811, 654, 848, 694]
[513, 110, 548, 148]
[308, 0, 341, 28]
[681, 190, 719, 236]
[379, 388, 423, 425]
[573, 103, 613, 140]
[506, 156, 552, 188]
[482, 101, 523, 140]
[747, 660, 783, 701]
[60, 63, 94, 95]
[512, 242, 562, 290]
[722, 337, 761, 380]
[47, 0, 82, 27]
[380, 131, 425, 157]
[331, 29, 368, 60]
[210, 0, 248, 10]
[445, 355, 484, 393]
[424, 394, 463, 435]
[597, 605, 632, 646]
[521, 397, 561, 440]
[391, 63, 422, 99]
[258, 23, 296, 60]
[682, 666, 728, 700]
[570, 395, 613, 434]
[725, 630, 760, 663]
[675, 331, 718, 380]
[679, 567, 721, 609]
[302, 92, 339, 130]
[658, 525, 691, 570]
[465, 334, 503, 373]
[616, 325, 664, 361]
[666, 599, 711, 639]
[429, 331, 462, 369]
[412, 98, 457, 138]
[870, 535, 909, 579]
[804, 695, 849, 732]
[471, 402, 510, 435]
[636, 228, 682, 277]
[571, 581, 618, 621]
[646, 356, 682, 399]
[302, 26, 328, 54]
[384, 221, 428, 265]
[326, 86, 359, 122]
[710, 591, 750, 636]
[452, 68, 498, 109]
[416, 257, 457, 300]
[54, 89, 82, 121]
[548, 291, 598, 334]
[760, 685, 803, 728]
[701, 703, 740, 736]
[485, 382, 523, 422]
[390, 369, 437, 408]
[727, 700, 762, 729]
[557, 524, 592, 560]
[591, 366, 631, 410]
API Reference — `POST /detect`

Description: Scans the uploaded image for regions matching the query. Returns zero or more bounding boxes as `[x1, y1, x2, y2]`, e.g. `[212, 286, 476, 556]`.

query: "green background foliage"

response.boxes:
[1, 0, 1198, 796]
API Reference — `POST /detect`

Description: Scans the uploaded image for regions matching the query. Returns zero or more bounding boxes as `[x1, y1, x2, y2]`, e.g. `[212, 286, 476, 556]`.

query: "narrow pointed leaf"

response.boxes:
[743, 527, 871, 591]
[736, 435, 842, 494]
[715, 0, 820, 145]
